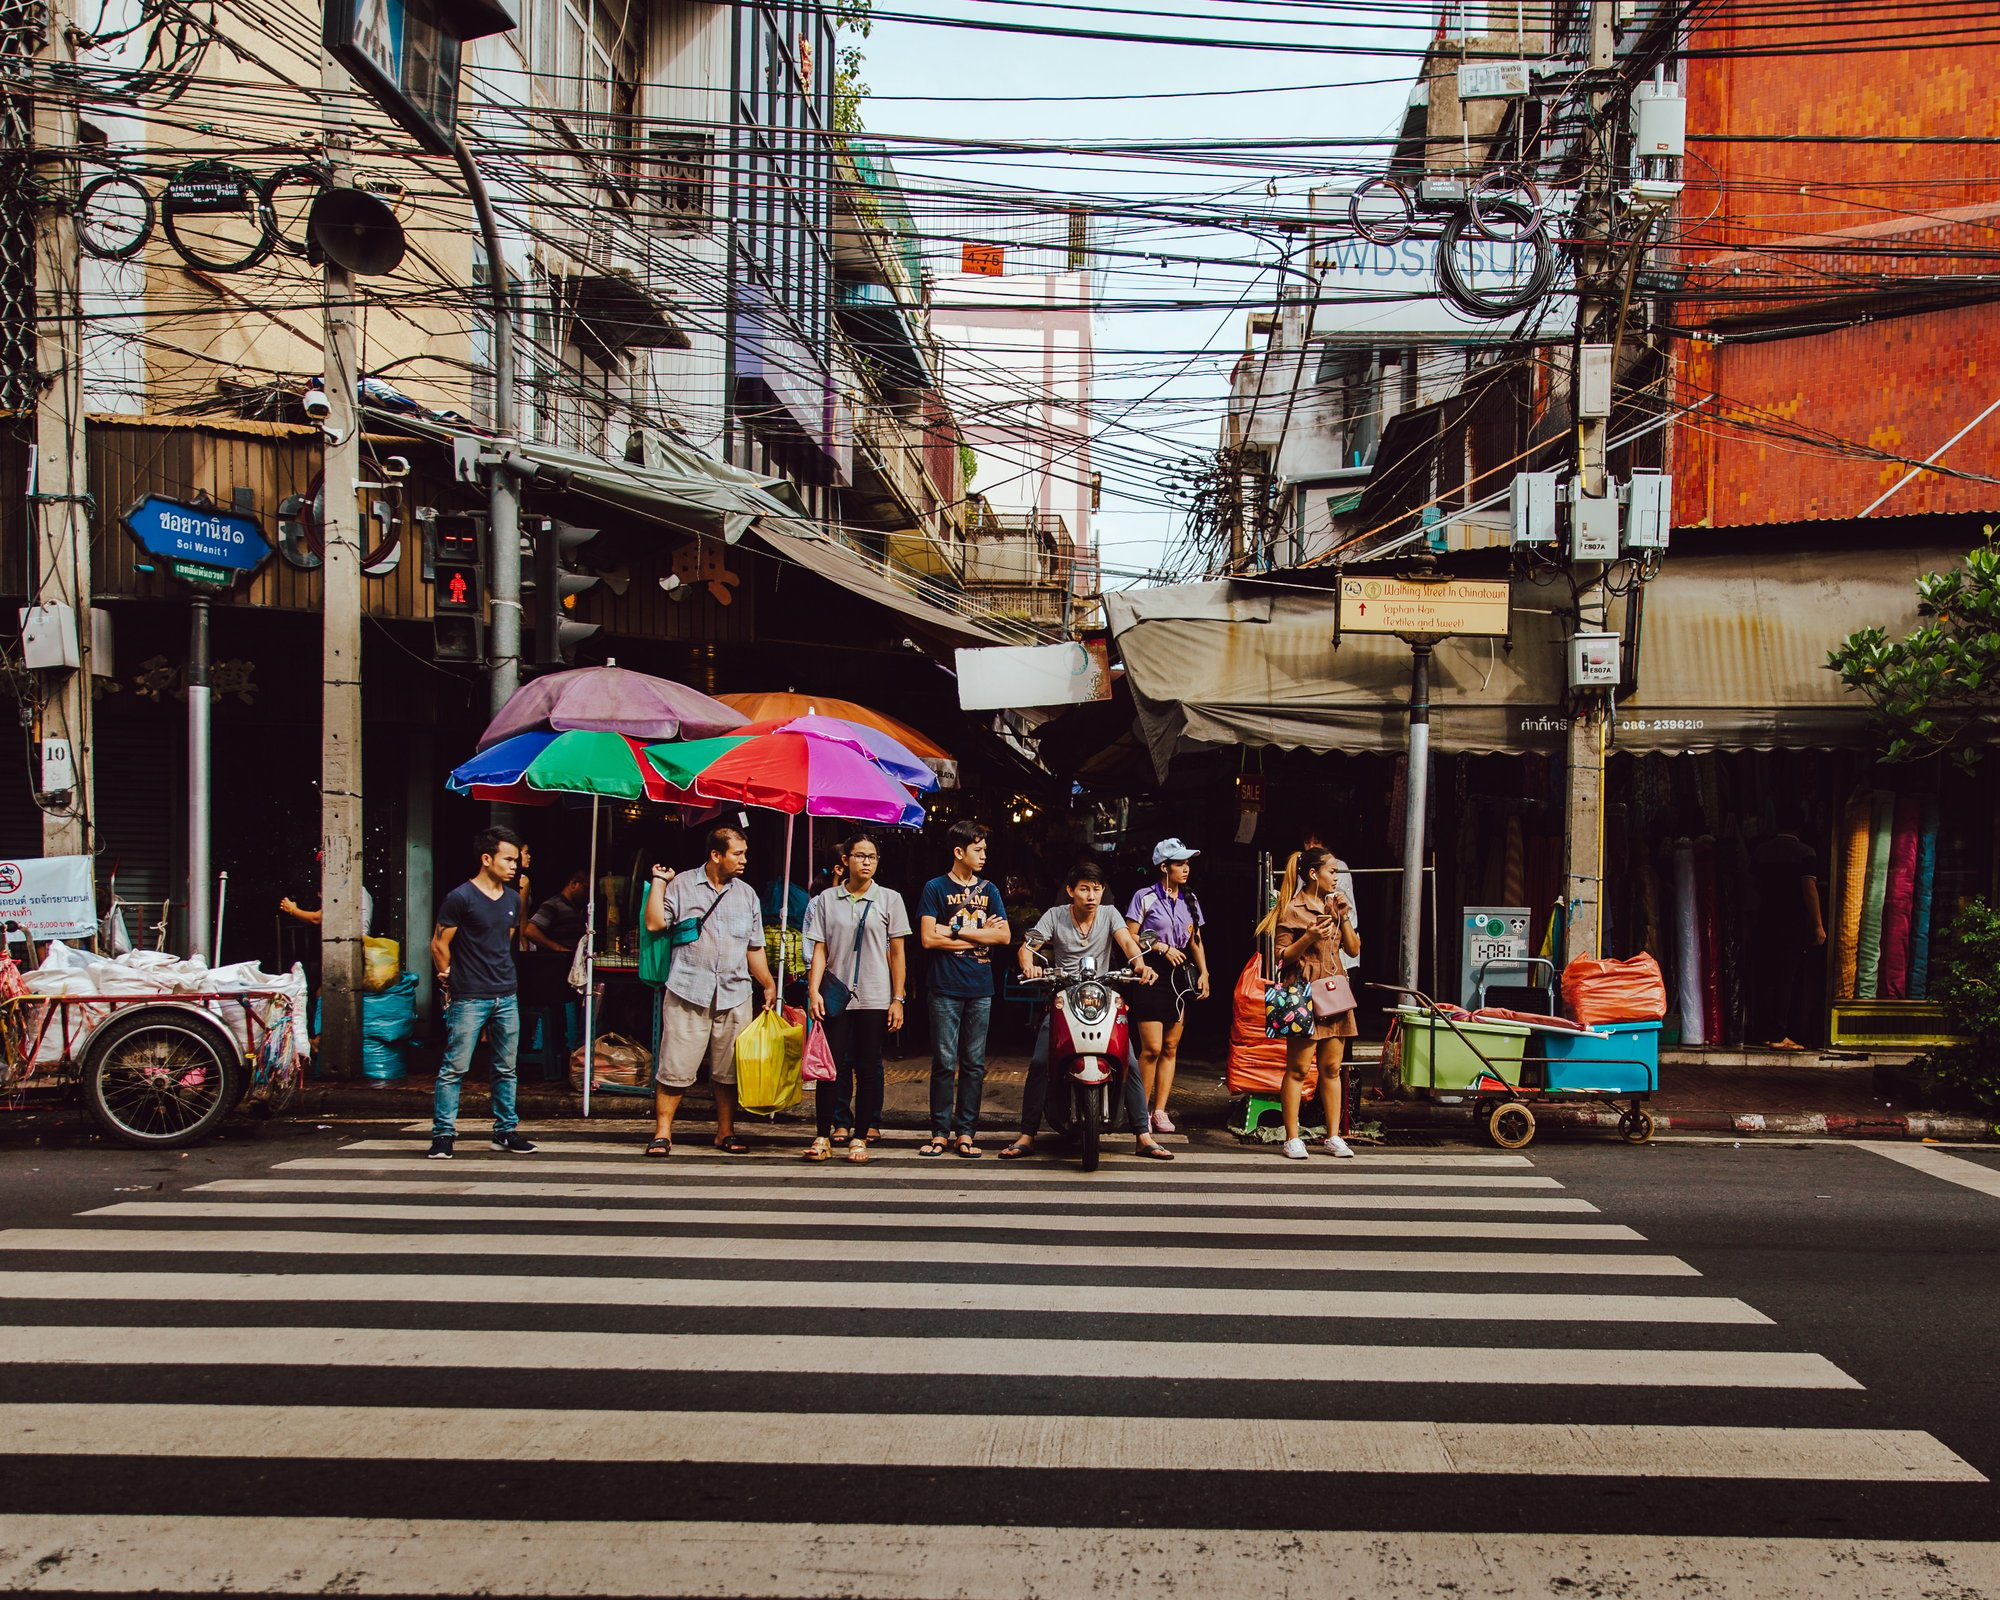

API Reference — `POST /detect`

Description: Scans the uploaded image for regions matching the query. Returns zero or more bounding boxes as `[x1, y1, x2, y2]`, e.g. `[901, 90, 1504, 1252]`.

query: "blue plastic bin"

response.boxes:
[1540, 1019, 1660, 1092]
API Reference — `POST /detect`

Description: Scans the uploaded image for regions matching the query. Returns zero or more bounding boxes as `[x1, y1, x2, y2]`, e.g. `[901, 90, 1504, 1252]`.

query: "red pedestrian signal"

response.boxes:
[435, 562, 482, 615]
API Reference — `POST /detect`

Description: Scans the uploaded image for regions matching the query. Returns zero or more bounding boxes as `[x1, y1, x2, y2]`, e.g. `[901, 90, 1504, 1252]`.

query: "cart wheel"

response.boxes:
[1486, 1099, 1537, 1150]
[1618, 1107, 1656, 1145]
[81, 1006, 240, 1150]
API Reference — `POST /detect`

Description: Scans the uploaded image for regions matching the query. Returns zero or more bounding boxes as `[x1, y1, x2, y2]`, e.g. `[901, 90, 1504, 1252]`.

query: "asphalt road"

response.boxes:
[0, 1111, 1996, 1597]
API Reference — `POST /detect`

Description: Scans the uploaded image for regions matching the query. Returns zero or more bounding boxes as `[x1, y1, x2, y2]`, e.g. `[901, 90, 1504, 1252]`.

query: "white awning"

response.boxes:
[1106, 548, 1954, 777]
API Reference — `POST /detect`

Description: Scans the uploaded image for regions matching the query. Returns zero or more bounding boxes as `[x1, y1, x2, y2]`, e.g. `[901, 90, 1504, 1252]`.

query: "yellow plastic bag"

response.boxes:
[362, 937, 400, 993]
[733, 1006, 803, 1115]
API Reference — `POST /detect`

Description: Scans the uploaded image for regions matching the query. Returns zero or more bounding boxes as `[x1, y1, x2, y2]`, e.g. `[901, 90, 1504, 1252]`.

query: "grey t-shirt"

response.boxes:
[802, 883, 912, 1010]
[1026, 904, 1123, 976]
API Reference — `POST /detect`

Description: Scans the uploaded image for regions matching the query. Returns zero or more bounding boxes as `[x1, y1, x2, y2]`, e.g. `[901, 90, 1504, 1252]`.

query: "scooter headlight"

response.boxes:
[1070, 981, 1110, 1024]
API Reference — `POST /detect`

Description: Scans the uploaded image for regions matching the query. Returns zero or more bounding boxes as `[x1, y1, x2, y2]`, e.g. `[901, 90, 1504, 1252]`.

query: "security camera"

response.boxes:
[302, 382, 331, 422]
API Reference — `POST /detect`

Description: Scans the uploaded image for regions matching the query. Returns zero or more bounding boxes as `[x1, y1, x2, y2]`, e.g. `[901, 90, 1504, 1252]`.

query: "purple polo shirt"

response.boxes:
[1125, 884, 1202, 952]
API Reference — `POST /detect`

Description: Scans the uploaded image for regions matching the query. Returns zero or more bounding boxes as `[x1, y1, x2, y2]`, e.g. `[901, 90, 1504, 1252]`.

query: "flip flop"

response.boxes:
[643, 1138, 672, 1159]
[1137, 1142, 1175, 1161]
[997, 1140, 1034, 1161]
[713, 1135, 752, 1154]
[917, 1139, 948, 1157]
[953, 1139, 984, 1159]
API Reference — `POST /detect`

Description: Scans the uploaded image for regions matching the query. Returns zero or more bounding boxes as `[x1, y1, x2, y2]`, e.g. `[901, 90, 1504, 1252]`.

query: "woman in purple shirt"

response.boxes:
[1124, 838, 1211, 1134]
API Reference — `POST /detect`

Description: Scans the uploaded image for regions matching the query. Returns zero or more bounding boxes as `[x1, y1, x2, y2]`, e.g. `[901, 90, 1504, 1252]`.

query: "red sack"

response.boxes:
[1227, 954, 1317, 1097]
[1562, 953, 1669, 1026]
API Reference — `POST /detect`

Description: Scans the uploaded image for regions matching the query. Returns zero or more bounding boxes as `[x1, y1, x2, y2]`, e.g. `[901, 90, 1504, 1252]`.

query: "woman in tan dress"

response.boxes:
[1257, 847, 1361, 1159]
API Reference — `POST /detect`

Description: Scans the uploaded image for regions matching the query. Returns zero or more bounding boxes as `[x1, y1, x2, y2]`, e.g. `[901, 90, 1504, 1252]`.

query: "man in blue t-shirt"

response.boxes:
[916, 820, 1010, 1156]
[427, 826, 538, 1160]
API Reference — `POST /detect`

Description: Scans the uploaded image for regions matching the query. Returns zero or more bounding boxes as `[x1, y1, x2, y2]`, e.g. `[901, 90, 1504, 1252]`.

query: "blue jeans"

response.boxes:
[432, 995, 520, 1138]
[929, 993, 992, 1138]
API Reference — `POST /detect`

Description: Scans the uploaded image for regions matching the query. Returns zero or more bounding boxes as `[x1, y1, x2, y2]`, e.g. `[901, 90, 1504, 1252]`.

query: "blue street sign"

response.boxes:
[122, 496, 273, 588]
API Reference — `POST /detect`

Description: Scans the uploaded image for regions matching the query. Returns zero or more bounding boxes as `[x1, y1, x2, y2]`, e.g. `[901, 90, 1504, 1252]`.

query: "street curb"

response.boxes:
[291, 1084, 1999, 1142]
[1363, 1101, 1999, 1142]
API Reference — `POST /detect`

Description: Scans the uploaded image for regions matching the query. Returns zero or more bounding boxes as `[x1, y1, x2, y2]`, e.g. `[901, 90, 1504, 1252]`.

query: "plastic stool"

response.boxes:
[518, 1006, 566, 1082]
[1243, 1094, 1284, 1132]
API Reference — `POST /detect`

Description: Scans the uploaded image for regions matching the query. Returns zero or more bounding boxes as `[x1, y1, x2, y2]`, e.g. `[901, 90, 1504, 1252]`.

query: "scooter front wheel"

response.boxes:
[1075, 1079, 1102, 1172]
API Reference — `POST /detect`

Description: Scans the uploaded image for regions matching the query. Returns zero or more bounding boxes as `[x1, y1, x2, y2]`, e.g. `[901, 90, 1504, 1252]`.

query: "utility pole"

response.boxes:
[29, 0, 94, 860]
[318, 53, 365, 1072]
[453, 134, 522, 718]
[1562, 0, 1619, 967]
[1398, 637, 1434, 995]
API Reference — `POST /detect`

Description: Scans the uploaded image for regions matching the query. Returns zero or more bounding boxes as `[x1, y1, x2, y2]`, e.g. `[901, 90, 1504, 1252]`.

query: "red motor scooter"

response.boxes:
[1023, 954, 1142, 1171]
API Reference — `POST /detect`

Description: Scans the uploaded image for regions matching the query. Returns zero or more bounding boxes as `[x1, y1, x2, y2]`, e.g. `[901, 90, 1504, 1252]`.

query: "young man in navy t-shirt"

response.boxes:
[428, 826, 538, 1159]
[916, 820, 1010, 1156]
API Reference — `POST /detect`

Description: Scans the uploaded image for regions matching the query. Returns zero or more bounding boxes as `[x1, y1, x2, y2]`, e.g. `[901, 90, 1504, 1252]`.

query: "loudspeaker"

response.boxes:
[307, 187, 407, 276]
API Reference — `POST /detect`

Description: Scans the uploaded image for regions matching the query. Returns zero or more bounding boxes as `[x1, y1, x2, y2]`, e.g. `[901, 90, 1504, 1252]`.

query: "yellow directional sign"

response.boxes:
[1338, 576, 1510, 637]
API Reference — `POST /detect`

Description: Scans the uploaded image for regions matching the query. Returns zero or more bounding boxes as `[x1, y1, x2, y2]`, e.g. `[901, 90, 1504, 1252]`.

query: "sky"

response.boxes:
[852, 0, 1421, 587]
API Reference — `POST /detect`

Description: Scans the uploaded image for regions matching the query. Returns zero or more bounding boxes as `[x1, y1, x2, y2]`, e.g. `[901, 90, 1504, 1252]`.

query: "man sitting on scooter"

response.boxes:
[999, 862, 1174, 1162]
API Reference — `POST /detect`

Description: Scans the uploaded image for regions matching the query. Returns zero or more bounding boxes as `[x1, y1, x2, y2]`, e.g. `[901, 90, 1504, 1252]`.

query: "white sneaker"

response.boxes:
[1281, 1137, 1308, 1160]
[1319, 1136, 1355, 1159]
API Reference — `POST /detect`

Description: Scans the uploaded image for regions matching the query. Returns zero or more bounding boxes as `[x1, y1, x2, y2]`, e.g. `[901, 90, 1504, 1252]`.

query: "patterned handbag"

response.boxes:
[1263, 975, 1314, 1039]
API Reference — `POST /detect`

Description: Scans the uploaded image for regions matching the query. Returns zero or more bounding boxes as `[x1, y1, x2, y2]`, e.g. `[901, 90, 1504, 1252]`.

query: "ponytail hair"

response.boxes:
[1255, 847, 1331, 935]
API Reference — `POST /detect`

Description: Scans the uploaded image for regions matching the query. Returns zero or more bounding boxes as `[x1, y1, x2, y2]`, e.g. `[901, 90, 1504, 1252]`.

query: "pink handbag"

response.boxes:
[801, 1022, 838, 1082]
[1309, 971, 1357, 1019]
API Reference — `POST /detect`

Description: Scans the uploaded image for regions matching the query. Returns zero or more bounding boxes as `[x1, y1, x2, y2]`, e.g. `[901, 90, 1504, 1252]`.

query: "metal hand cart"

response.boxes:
[0, 988, 307, 1149]
[1374, 982, 1658, 1149]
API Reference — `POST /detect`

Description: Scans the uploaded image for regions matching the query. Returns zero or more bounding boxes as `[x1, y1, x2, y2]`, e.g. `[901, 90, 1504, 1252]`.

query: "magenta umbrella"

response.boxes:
[479, 665, 746, 750]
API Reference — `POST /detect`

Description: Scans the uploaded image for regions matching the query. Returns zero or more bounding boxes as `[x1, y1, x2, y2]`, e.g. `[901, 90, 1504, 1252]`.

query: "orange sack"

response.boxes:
[1227, 953, 1318, 1097]
[1561, 953, 1669, 1027]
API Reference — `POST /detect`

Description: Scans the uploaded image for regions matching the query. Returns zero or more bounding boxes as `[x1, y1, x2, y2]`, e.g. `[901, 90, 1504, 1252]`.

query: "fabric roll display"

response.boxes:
[1671, 839, 1705, 1047]
[1834, 794, 1871, 1000]
[1878, 795, 1923, 1000]
[1909, 797, 1940, 1002]
[1854, 790, 1896, 1000]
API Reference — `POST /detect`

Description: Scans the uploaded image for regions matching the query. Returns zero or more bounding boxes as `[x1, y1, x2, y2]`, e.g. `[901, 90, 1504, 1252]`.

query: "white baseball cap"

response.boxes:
[1152, 838, 1200, 866]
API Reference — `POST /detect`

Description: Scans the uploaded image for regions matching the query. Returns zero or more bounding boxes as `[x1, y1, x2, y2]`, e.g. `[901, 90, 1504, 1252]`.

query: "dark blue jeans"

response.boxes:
[928, 992, 992, 1138]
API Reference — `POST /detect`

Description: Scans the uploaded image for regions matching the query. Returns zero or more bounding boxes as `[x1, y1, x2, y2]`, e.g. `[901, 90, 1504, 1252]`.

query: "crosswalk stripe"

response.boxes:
[0, 1271, 1766, 1323]
[192, 1178, 1600, 1214]
[289, 1157, 1566, 1189]
[0, 1228, 1697, 1275]
[1860, 1141, 2000, 1200]
[83, 1200, 1646, 1241]
[368, 1135, 1538, 1167]
[0, 1405, 1965, 1478]
[0, 1325, 1861, 1387]
[9, 1517, 1991, 1597]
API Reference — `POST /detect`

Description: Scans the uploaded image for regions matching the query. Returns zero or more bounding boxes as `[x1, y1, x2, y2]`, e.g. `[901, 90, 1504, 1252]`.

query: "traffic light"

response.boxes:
[531, 517, 601, 665]
[430, 513, 485, 663]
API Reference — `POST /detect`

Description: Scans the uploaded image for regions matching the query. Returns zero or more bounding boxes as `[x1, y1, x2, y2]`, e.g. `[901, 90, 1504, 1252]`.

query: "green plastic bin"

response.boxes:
[1395, 1007, 1531, 1090]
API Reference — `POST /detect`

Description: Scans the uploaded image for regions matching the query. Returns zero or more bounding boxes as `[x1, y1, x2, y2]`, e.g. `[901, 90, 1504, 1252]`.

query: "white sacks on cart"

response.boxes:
[17, 943, 310, 1069]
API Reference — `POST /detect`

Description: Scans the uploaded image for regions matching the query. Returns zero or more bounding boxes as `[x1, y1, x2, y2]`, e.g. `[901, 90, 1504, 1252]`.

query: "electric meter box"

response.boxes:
[1631, 79, 1687, 159]
[1510, 471, 1558, 545]
[1577, 344, 1614, 419]
[1569, 630, 1621, 689]
[1570, 490, 1620, 559]
[1624, 471, 1673, 549]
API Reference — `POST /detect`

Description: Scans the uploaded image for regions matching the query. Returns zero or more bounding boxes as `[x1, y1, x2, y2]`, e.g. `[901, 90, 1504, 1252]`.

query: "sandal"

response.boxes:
[953, 1137, 984, 1159]
[643, 1138, 672, 1159]
[831, 1127, 851, 1146]
[997, 1139, 1034, 1161]
[846, 1139, 870, 1164]
[1137, 1141, 1175, 1161]
[713, 1135, 752, 1154]
[803, 1137, 832, 1162]
[917, 1139, 948, 1157]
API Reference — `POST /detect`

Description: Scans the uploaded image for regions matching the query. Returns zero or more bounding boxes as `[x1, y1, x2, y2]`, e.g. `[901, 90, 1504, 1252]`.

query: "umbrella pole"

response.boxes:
[779, 812, 794, 992]
[582, 793, 599, 1119]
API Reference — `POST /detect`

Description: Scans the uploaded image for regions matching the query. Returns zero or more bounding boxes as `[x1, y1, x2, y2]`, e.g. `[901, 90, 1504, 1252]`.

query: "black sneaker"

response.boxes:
[490, 1132, 538, 1153]
[427, 1136, 454, 1160]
